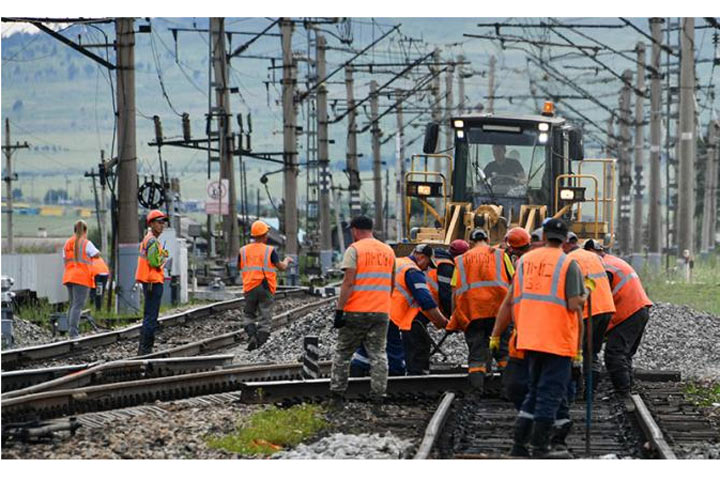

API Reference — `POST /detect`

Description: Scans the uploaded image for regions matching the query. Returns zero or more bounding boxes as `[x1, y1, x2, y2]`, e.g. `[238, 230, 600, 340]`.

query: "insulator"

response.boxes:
[153, 115, 163, 145]
[236, 113, 244, 133]
[247, 113, 252, 133]
[182, 113, 191, 142]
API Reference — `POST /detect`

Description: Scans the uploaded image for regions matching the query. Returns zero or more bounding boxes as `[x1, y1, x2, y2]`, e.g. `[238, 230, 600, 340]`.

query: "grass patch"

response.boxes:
[640, 259, 720, 316]
[206, 404, 328, 456]
[685, 381, 720, 408]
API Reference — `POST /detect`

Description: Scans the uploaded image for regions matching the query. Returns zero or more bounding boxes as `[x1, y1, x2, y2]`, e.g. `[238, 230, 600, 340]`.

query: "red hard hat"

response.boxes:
[449, 239, 470, 256]
[146, 209, 167, 225]
[505, 227, 531, 249]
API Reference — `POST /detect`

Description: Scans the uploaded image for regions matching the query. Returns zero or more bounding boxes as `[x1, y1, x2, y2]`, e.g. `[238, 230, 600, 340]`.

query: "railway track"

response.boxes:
[1, 287, 312, 371]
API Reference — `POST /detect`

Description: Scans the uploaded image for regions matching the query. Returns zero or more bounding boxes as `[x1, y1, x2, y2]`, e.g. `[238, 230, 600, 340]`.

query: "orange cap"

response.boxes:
[146, 210, 167, 225]
[505, 227, 531, 249]
[251, 220, 270, 237]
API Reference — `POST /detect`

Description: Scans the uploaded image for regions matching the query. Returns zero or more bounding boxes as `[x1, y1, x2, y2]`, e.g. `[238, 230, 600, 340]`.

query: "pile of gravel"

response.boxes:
[7, 317, 55, 349]
[272, 432, 414, 459]
[634, 302, 720, 380]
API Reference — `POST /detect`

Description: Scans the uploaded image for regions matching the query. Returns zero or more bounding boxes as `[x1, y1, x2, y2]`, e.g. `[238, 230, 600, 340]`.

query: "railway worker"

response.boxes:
[564, 233, 616, 396]
[504, 227, 532, 265]
[491, 218, 586, 458]
[136, 210, 170, 354]
[584, 239, 652, 398]
[62, 219, 102, 339]
[396, 244, 451, 376]
[449, 228, 514, 394]
[238, 220, 294, 351]
[330, 216, 396, 411]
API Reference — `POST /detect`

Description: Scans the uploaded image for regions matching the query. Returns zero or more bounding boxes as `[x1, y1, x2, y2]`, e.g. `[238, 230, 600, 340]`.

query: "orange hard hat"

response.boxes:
[251, 220, 270, 237]
[146, 209, 167, 225]
[505, 227, 531, 249]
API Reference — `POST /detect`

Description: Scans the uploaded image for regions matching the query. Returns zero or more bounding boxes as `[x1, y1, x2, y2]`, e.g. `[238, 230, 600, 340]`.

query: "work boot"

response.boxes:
[255, 330, 270, 349]
[244, 323, 259, 351]
[508, 416, 533, 458]
[530, 419, 553, 458]
[549, 420, 574, 459]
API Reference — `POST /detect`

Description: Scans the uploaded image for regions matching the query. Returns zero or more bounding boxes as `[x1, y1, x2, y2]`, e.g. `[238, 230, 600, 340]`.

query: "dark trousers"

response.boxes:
[138, 282, 163, 354]
[503, 357, 529, 410]
[582, 312, 612, 395]
[402, 315, 432, 375]
[520, 351, 572, 423]
[605, 307, 649, 395]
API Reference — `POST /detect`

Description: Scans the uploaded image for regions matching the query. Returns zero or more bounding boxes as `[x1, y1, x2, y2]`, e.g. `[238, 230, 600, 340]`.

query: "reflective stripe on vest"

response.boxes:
[603, 254, 652, 330]
[512, 252, 568, 308]
[136, 233, 165, 284]
[239, 243, 278, 294]
[455, 248, 509, 295]
[390, 257, 421, 330]
[567, 248, 616, 317]
[343, 238, 395, 314]
[62, 237, 94, 287]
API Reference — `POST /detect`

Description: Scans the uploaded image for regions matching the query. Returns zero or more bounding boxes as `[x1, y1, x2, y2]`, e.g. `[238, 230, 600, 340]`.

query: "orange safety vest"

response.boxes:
[343, 238, 395, 314]
[426, 258, 454, 307]
[91, 257, 110, 288]
[62, 236, 94, 288]
[568, 248, 616, 318]
[512, 247, 579, 358]
[602, 254, 652, 331]
[239, 242, 278, 294]
[508, 327, 525, 360]
[390, 257, 423, 331]
[448, 245, 511, 332]
[135, 233, 166, 284]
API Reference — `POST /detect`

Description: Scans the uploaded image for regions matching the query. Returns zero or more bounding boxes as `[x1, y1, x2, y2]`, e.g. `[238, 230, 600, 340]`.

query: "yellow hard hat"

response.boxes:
[251, 220, 269, 237]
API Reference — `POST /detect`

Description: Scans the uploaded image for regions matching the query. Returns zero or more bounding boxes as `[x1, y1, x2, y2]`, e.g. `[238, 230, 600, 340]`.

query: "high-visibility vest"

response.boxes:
[508, 327, 525, 360]
[62, 236, 94, 288]
[426, 258, 454, 315]
[390, 257, 423, 331]
[239, 242, 278, 294]
[343, 238, 395, 314]
[135, 233, 165, 284]
[568, 248, 616, 318]
[602, 254, 652, 331]
[512, 247, 579, 358]
[91, 257, 110, 288]
[448, 245, 511, 332]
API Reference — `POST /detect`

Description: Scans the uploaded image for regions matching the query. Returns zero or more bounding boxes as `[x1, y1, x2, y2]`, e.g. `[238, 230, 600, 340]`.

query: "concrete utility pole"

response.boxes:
[2, 119, 28, 254]
[370, 80, 383, 239]
[488, 55, 496, 114]
[618, 69, 634, 256]
[701, 121, 719, 256]
[316, 35, 332, 263]
[444, 63, 454, 182]
[395, 89, 406, 241]
[431, 49, 442, 173]
[605, 115, 616, 227]
[631, 42, 647, 265]
[281, 18, 299, 282]
[115, 18, 140, 314]
[210, 18, 239, 265]
[345, 65, 361, 218]
[678, 18, 696, 259]
[648, 18, 664, 263]
[457, 55, 466, 115]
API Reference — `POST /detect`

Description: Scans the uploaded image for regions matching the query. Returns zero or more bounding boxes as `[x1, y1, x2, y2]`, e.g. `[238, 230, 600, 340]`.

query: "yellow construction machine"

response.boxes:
[396, 101, 616, 255]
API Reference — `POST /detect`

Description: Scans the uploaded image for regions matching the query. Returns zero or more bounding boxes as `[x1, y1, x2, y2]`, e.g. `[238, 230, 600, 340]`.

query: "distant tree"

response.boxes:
[12, 188, 22, 200]
[44, 189, 68, 204]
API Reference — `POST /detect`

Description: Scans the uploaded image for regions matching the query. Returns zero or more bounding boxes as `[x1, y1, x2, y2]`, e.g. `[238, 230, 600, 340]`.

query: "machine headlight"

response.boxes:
[417, 185, 432, 196]
[538, 132, 548, 144]
[560, 188, 575, 201]
[538, 123, 549, 132]
[456, 130, 465, 139]
[453, 120, 464, 128]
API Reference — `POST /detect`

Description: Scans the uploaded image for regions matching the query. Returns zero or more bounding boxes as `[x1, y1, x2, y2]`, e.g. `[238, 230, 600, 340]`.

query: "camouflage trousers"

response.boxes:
[330, 314, 389, 398]
[242, 285, 273, 335]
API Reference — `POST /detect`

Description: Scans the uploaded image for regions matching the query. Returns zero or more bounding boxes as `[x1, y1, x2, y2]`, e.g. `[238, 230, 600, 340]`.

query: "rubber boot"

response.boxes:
[508, 416, 533, 458]
[530, 419, 553, 458]
[244, 323, 259, 351]
[549, 420, 574, 459]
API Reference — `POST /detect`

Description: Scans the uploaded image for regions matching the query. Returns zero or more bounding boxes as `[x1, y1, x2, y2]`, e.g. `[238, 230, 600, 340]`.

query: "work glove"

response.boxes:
[572, 351, 583, 380]
[489, 336, 501, 352]
[333, 310, 346, 329]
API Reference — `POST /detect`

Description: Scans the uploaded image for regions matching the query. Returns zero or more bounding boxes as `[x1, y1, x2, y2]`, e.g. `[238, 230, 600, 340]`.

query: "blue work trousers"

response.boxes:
[141, 282, 164, 338]
[519, 351, 572, 423]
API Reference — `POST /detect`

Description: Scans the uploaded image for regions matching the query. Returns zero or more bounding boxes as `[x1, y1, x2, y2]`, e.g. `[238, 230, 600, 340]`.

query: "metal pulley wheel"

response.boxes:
[138, 181, 166, 209]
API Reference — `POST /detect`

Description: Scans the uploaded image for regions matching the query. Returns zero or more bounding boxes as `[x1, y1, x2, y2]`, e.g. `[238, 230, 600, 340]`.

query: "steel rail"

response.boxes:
[414, 391, 455, 459]
[630, 393, 677, 459]
[1, 287, 307, 370]
[2, 296, 336, 396]
[2, 355, 235, 399]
